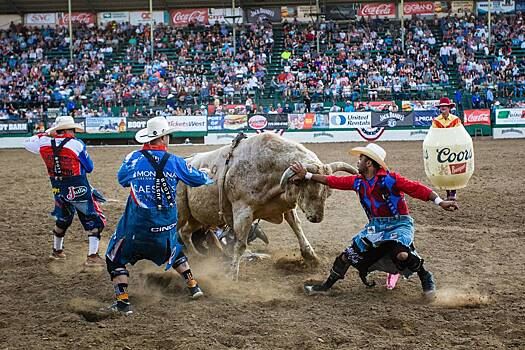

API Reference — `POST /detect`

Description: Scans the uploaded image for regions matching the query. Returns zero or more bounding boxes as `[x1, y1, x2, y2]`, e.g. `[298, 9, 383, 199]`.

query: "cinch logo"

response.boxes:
[66, 186, 88, 200]
[151, 223, 177, 232]
[436, 148, 473, 163]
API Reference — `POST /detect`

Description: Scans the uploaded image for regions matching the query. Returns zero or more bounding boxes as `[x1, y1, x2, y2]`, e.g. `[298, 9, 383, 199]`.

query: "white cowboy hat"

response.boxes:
[46, 115, 83, 133]
[135, 116, 176, 143]
[349, 143, 389, 170]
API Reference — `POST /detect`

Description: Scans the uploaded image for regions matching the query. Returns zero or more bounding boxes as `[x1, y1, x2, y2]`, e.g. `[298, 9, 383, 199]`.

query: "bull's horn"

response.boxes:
[328, 161, 358, 174]
[279, 167, 296, 189]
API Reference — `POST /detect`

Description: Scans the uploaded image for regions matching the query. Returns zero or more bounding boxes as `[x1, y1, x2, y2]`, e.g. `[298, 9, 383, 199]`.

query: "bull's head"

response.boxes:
[279, 162, 358, 223]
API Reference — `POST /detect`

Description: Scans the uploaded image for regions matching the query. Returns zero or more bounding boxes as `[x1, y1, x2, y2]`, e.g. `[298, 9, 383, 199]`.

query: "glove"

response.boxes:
[91, 187, 107, 203]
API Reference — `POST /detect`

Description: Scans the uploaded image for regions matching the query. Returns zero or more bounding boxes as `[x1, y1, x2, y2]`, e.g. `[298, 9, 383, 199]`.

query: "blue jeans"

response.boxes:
[351, 215, 414, 253]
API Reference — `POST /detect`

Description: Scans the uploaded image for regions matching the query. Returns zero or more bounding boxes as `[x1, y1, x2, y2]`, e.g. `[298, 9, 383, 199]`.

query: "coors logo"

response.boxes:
[358, 3, 396, 17]
[404, 2, 435, 15]
[170, 9, 208, 26]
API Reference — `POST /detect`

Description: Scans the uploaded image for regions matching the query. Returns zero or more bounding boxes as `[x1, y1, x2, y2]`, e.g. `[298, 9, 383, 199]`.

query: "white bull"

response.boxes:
[176, 133, 357, 277]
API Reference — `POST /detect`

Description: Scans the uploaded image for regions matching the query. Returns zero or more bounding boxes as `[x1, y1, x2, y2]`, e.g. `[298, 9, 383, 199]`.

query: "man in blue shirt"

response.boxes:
[106, 117, 213, 314]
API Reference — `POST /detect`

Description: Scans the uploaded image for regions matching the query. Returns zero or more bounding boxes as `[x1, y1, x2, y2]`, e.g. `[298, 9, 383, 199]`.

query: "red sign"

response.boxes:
[404, 2, 435, 15]
[449, 162, 467, 175]
[464, 109, 491, 126]
[57, 12, 96, 26]
[170, 9, 208, 26]
[358, 3, 396, 17]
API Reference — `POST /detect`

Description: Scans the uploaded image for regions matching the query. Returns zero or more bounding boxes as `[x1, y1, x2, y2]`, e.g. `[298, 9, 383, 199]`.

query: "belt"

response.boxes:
[369, 215, 412, 223]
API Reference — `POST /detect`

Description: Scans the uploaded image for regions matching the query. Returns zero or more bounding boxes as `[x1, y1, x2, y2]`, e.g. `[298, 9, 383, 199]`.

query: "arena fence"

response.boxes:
[3, 106, 524, 148]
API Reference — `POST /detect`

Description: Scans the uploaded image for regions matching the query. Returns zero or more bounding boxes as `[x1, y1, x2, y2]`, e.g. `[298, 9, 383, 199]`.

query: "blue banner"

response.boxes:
[413, 110, 438, 127]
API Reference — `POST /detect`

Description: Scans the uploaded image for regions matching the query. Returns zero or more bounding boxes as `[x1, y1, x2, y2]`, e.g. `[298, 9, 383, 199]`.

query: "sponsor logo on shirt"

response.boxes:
[66, 186, 88, 200]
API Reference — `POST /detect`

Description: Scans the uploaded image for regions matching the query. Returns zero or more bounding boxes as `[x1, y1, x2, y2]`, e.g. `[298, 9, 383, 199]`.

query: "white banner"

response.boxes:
[329, 112, 371, 129]
[208, 8, 243, 24]
[281, 6, 317, 22]
[166, 115, 207, 132]
[25, 13, 56, 26]
[129, 11, 166, 25]
[493, 127, 525, 139]
[97, 11, 130, 25]
[476, 0, 515, 14]
[0, 15, 22, 29]
[451, 1, 474, 15]
[495, 108, 525, 125]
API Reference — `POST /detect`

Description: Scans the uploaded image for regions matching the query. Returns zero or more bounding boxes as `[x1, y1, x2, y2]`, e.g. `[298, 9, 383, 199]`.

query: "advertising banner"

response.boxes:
[25, 13, 56, 26]
[126, 118, 149, 132]
[495, 108, 525, 125]
[451, 1, 475, 15]
[403, 2, 436, 15]
[129, 11, 166, 25]
[56, 12, 96, 26]
[476, 0, 515, 14]
[516, 0, 525, 11]
[329, 112, 372, 129]
[97, 12, 130, 24]
[357, 3, 397, 18]
[166, 115, 207, 132]
[0, 121, 28, 134]
[354, 101, 396, 112]
[371, 111, 414, 127]
[402, 100, 439, 111]
[281, 6, 318, 22]
[208, 8, 243, 24]
[208, 104, 250, 116]
[245, 7, 282, 23]
[325, 5, 359, 20]
[208, 115, 247, 130]
[400, 1, 451, 17]
[493, 127, 525, 139]
[85, 117, 126, 133]
[247, 114, 288, 131]
[288, 113, 329, 130]
[463, 109, 491, 126]
[170, 9, 209, 26]
[413, 110, 437, 126]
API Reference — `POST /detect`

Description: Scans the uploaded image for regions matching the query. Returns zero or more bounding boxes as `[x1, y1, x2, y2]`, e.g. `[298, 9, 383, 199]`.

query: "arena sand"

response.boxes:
[0, 139, 523, 349]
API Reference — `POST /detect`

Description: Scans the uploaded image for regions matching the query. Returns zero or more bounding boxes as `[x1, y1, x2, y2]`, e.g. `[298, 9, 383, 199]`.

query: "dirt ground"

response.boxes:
[0, 139, 524, 350]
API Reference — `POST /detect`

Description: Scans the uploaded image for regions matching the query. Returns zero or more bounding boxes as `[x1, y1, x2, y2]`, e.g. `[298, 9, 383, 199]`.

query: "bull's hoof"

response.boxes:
[301, 250, 320, 267]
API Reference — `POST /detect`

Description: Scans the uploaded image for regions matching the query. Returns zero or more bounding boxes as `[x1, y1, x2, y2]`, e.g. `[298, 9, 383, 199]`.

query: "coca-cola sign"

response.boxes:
[57, 12, 96, 26]
[404, 2, 435, 15]
[358, 3, 396, 17]
[464, 109, 491, 126]
[170, 9, 208, 26]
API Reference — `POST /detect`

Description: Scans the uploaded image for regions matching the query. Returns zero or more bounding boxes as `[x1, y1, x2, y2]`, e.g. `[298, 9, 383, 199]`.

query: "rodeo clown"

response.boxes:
[23, 116, 106, 266]
[289, 143, 459, 297]
[106, 117, 213, 315]
[432, 97, 462, 201]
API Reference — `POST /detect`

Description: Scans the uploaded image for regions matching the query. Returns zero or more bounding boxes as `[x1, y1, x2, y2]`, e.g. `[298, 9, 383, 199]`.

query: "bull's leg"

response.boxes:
[231, 205, 253, 281]
[179, 218, 206, 257]
[284, 209, 319, 264]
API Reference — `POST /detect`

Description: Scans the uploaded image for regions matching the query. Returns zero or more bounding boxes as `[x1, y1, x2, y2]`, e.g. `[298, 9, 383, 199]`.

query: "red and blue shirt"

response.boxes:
[326, 169, 433, 218]
[24, 133, 94, 177]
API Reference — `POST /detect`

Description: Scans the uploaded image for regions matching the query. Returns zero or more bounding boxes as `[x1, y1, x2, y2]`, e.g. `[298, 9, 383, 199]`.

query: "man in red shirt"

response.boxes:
[290, 143, 458, 297]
